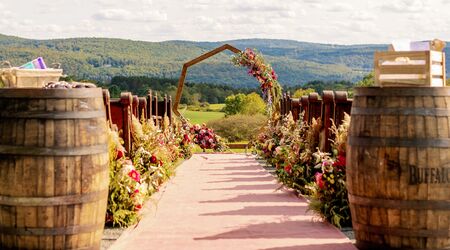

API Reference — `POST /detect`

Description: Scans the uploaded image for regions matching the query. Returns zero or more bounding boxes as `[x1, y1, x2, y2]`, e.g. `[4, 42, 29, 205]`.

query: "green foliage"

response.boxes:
[5, 34, 448, 87]
[223, 92, 266, 116]
[355, 72, 374, 87]
[223, 93, 247, 116]
[292, 88, 315, 98]
[181, 110, 225, 125]
[242, 92, 266, 115]
[447, 78, 450, 86]
[207, 114, 267, 142]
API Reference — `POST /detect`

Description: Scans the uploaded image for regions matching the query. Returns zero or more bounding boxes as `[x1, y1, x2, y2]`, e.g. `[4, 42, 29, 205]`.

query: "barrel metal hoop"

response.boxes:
[353, 222, 450, 237]
[0, 88, 102, 98]
[0, 144, 108, 156]
[0, 110, 105, 120]
[355, 240, 446, 250]
[351, 107, 450, 117]
[348, 136, 450, 148]
[0, 189, 108, 206]
[0, 223, 104, 236]
[354, 87, 450, 97]
[348, 194, 450, 210]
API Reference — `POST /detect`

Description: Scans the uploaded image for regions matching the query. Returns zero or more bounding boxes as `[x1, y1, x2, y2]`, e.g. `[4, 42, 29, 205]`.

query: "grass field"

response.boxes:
[181, 110, 225, 124]
[208, 103, 225, 112]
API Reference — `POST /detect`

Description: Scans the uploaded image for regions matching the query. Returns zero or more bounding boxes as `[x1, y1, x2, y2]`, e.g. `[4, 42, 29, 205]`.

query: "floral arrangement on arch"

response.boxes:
[232, 48, 282, 114]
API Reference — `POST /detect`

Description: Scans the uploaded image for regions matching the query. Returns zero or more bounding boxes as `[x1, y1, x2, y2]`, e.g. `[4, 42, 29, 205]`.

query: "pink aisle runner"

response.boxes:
[110, 154, 356, 250]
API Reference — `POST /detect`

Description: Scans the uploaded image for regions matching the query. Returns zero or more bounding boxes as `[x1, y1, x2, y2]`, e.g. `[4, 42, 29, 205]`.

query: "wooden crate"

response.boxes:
[0, 68, 63, 88]
[374, 51, 446, 87]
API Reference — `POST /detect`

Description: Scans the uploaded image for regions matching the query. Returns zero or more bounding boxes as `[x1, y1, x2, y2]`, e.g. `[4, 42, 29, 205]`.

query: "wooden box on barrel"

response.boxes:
[0, 88, 109, 249]
[374, 51, 446, 87]
[347, 87, 450, 249]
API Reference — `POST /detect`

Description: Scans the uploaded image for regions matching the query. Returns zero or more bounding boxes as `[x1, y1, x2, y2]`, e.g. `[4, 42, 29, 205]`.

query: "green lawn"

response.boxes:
[181, 110, 225, 125]
[208, 103, 225, 112]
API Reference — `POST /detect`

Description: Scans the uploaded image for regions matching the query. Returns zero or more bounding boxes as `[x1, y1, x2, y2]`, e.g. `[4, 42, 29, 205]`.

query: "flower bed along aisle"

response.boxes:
[254, 113, 351, 228]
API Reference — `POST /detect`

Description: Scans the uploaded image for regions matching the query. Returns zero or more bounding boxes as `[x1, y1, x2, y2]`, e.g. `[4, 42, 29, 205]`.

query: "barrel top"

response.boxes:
[0, 88, 103, 98]
[354, 87, 450, 97]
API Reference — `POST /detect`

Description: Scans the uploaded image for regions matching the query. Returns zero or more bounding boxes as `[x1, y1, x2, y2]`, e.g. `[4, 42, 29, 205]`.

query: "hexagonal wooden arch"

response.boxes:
[173, 44, 241, 117]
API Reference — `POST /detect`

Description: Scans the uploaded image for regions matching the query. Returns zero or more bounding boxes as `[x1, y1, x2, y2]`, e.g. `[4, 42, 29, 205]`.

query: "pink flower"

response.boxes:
[128, 170, 141, 183]
[315, 172, 325, 189]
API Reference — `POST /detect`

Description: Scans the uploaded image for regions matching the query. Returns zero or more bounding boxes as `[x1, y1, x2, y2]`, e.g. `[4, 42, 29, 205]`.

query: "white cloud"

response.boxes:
[350, 11, 375, 21]
[93, 9, 167, 22]
[379, 0, 429, 13]
[326, 3, 353, 12]
[229, 0, 291, 12]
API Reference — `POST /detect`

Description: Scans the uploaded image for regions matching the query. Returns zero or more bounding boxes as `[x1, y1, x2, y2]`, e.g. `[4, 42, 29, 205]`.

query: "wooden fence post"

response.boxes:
[102, 89, 112, 128]
[152, 92, 159, 126]
[147, 90, 153, 121]
[109, 92, 133, 153]
[167, 96, 173, 125]
[132, 95, 139, 119]
[287, 92, 292, 115]
[334, 91, 352, 127]
[291, 98, 301, 121]
[308, 92, 322, 123]
[322, 90, 335, 152]
[301, 96, 309, 123]
[138, 97, 147, 122]
[281, 93, 286, 117]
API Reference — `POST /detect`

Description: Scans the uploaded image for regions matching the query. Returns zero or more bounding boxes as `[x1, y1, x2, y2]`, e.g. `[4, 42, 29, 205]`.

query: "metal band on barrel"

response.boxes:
[348, 194, 450, 210]
[0, 88, 102, 98]
[0, 189, 108, 206]
[0, 223, 104, 236]
[351, 107, 450, 117]
[0, 110, 105, 119]
[353, 222, 450, 237]
[348, 136, 450, 148]
[0, 144, 108, 156]
[354, 87, 450, 97]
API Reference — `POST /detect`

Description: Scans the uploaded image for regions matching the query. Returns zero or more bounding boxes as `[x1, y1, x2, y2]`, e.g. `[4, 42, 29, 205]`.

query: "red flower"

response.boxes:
[333, 154, 346, 170]
[271, 69, 278, 80]
[116, 149, 124, 160]
[150, 155, 157, 164]
[128, 170, 141, 183]
[315, 172, 325, 189]
[284, 165, 292, 174]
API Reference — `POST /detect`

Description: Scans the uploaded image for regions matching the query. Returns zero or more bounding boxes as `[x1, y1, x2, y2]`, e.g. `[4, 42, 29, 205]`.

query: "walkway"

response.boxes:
[110, 154, 356, 250]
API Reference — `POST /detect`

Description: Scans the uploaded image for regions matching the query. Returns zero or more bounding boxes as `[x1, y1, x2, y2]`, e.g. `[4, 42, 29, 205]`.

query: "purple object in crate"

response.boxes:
[32, 57, 47, 69]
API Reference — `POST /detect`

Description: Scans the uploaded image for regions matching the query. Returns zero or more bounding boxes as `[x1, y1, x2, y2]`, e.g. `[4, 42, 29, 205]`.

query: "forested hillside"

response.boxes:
[0, 34, 448, 87]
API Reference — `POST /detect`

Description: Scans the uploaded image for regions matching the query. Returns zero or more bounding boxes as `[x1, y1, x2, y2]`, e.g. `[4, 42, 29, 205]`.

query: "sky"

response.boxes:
[0, 0, 449, 44]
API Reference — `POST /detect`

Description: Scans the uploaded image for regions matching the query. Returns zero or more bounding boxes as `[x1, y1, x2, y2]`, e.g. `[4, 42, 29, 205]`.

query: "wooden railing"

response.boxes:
[279, 90, 353, 152]
[102, 89, 173, 153]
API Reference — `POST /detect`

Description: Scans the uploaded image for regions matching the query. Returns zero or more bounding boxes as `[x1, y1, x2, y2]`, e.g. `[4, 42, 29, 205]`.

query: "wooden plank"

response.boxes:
[173, 44, 241, 117]
[379, 65, 426, 74]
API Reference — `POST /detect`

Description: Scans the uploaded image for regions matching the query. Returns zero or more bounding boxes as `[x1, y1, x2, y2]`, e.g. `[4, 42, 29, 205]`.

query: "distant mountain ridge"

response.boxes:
[0, 34, 448, 88]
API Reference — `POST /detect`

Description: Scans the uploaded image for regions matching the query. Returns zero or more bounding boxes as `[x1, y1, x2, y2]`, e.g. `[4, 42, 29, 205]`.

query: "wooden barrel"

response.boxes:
[347, 87, 450, 250]
[0, 88, 109, 250]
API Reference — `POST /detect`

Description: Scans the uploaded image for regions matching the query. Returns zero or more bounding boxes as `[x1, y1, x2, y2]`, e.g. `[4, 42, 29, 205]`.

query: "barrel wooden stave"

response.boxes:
[348, 87, 450, 249]
[0, 88, 108, 250]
